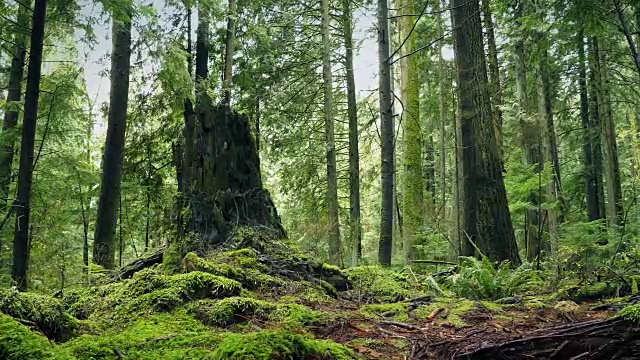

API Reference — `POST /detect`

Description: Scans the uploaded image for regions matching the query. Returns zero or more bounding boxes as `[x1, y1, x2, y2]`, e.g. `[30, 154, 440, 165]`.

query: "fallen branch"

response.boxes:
[379, 320, 422, 331]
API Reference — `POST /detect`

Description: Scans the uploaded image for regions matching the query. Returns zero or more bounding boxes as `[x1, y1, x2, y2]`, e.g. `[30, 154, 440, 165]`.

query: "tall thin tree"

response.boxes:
[378, 0, 394, 266]
[12, 0, 47, 290]
[322, 0, 341, 265]
[93, 5, 133, 269]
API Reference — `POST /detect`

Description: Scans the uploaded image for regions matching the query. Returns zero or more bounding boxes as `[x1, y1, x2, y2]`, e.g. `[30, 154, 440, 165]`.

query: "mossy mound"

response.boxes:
[187, 296, 329, 329]
[344, 266, 419, 303]
[0, 313, 74, 360]
[0, 288, 77, 341]
[617, 304, 640, 323]
[572, 282, 621, 302]
[209, 330, 359, 360]
[61, 311, 224, 359]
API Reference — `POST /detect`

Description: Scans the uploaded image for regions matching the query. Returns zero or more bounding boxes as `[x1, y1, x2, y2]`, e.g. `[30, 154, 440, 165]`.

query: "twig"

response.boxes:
[379, 320, 422, 331]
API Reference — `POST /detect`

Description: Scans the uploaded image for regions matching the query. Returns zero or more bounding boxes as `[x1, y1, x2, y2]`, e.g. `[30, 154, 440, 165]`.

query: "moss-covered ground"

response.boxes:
[0, 236, 634, 359]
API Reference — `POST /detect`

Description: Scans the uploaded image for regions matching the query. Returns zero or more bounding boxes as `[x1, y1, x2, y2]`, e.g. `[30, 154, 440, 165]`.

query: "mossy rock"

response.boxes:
[62, 311, 224, 359]
[0, 313, 74, 360]
[209, 330, 359, 360]
[344, 266, 416, 303]
[617, 304, 640, 323]
[187, 296, 328, 329]
[0, 288, 77, 341]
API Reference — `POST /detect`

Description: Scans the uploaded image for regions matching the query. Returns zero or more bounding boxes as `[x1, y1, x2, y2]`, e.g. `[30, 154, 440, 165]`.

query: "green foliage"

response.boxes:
[0, 288, 77, 341]
[617, 304, 640, 323]
[447, 257, 541, 300]
[344, 266, 417, 303]
[210, 330, 358, 360]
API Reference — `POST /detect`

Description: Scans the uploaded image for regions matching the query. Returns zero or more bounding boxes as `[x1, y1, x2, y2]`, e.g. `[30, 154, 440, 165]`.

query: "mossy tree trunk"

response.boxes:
[482, 0, 503, 155]
[587, 38, 607, 222]
[400, 0, 424, 263]
[451, 0, 520, 265]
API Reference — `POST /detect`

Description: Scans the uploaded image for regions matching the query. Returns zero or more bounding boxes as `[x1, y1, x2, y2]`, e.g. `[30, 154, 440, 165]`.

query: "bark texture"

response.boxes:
[451, 0, 520, 264]
[93, 9, 132, 269]
[378, 0, 394, 266]
[321, 0, 341, 265]
[12, 0, 47, 290]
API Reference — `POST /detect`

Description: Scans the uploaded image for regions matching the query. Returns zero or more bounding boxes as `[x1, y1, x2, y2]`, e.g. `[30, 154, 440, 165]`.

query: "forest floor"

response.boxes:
[1, 232, 639, 359]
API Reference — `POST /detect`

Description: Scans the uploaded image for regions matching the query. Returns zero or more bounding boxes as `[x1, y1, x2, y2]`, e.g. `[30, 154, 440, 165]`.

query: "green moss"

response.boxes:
[187, 297, 327, 329]
[344, 266, 416, 303]
[573, 282, 618, 301]
[412, 298, 477, 326]
[360, 303, 410, 322]
[617, 304, 640, 323]
[0, 288, 77, 341]
[322, 263, 341, 272]
[62, 311, 223, 359]
[0, 314, 74, 360]
[210, 330, 359, 360]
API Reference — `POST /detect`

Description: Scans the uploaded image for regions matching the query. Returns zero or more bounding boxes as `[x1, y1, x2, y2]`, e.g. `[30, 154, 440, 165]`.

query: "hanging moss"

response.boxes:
[0, 314, 74, 360]
[0, 288, 77, 341]
[209, 330, 358, 360]
[344, 266, 417, 303]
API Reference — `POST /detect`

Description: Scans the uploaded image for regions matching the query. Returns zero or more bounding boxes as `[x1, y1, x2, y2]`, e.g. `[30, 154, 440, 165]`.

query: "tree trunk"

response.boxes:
[11, 0, 47, 291]
[342, 0, 362, 267]
[537, 49, 562, 256]
[195, 5, 209, 82]
[587, 39, 607, 221]
[0, 3, 29, 213]
[222, 0, 237, 106]
[481, 0, 503, 154]
[614, 0, 640, 76]
[578, 30, 603, 222]
[93, 8, 132, 269]
[451, 0, 520, 265]
[400, 0, 424, 263]
[593, 38, 623, 228]
[378, 0, 394, 266]
[321, 0, 341, 266]
[514, 3, 542, 263]
[186, 4, 193, 78]
[438, 19, 447, 225]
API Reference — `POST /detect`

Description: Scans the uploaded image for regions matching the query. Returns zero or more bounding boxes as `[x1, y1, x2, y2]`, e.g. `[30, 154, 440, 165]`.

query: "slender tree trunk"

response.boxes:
[76, 169, 89, 279]
[451, 0, 520, 265]
[186, 5, 193, 78]
[514, 3, 542, 263]
[593, 38, 623, 228]
[400, 0, 424, 263]
[93, 8, 132, 269]
[438, 24, 447, 224]
[222, 0, 237, 106]
[119, 192, 123, 267]
[145, 148, 151, 252]
[578, 31, 602, 222]
[537, 50, 561, 255]
[12, 0, 47, 291]
[588, 39, 606, 221]
[321, 0, 341, 266]
[614, 0, 640, 76]
[481, 0, 503, 153]
[378, 0, 394, 266]
[0, 3, 30, 212]
[343, 0, 362, 267]
[195, 5, 209, 82]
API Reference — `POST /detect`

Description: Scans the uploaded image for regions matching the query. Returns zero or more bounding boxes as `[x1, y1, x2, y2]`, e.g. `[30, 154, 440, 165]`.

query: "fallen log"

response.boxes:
[114, 247, 165, 280]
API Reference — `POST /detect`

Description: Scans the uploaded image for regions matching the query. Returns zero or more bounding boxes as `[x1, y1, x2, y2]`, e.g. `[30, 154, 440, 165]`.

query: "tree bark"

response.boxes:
[195, 5, 209, 82]
[514, 2, 542, 263]
[587, 38, 607, 222]
[0, 3, 29, 213]
[222, 0, 237, 106]
[321, 0, 341, 266]
[578, 30, 602, 222]
[93, 7, 132, 269]
[451, 0, 520, 265]
[342, 0, 362, 267]
[12, 0, 47, 291]
[378, 0, 394, 266]
[400, 0, 424, 263]
[481, 0, 503, 154]
[593, 38, 623, 228]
